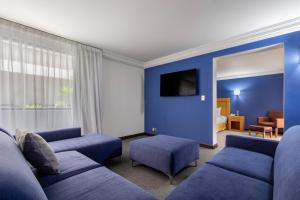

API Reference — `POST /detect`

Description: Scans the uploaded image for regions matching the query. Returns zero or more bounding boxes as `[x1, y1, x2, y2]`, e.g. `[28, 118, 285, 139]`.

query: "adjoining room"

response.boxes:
[214, 44, 284, 145]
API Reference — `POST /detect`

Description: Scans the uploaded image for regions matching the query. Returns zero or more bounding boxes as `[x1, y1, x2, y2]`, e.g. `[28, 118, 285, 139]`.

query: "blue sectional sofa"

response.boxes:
[0, 129, 157, 200]
[166, 126, 300, 200]
[37, 128, 122, 163]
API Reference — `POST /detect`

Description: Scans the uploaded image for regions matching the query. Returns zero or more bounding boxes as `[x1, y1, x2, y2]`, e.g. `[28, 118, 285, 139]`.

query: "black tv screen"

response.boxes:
[160, 69, 198, 96]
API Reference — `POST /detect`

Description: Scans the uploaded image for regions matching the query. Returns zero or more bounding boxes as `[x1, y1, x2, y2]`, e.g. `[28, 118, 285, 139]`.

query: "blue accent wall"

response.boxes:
[217, 74, 284, 128]
[145, 58, 213, 145]
[145, 31, 300, 145]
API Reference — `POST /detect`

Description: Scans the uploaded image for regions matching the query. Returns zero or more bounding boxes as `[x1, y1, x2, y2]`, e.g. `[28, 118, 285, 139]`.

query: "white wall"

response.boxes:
[102, 58, 144, 137]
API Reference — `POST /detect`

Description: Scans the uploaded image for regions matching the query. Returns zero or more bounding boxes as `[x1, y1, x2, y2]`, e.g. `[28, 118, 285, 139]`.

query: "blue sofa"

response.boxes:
[37, 128, 122, 163]
[166, 126, 300, 200]
[0, 129, 157, 200]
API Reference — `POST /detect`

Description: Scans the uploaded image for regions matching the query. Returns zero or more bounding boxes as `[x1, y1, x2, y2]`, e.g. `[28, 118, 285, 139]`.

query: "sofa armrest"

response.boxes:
[226, 135, 279, 157]
[37, 128, 82, 142]
[257, 116, 270, 124]
[0, 127, 14, 139]
[275, 118, 284, 128]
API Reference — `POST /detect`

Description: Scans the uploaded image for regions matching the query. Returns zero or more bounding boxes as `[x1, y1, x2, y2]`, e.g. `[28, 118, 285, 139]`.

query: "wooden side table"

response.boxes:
[228, 116, 245, 132]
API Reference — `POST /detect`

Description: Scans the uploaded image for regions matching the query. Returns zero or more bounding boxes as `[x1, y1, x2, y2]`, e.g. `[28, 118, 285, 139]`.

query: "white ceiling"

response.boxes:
[216, 45, 284, 80]
[0, 0, 299, 63]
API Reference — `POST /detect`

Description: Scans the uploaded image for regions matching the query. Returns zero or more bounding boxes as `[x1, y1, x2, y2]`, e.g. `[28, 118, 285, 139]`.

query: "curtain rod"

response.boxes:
[0, 17, 103, 51]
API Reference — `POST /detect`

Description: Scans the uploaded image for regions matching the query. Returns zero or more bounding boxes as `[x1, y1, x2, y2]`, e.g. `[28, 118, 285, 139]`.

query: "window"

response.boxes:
[0, 39, 74, 131]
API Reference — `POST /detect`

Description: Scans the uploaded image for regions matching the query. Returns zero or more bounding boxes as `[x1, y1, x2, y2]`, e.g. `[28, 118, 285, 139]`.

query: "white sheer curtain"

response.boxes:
[73, 45, 103, 133]
[0, 19, 103, 133]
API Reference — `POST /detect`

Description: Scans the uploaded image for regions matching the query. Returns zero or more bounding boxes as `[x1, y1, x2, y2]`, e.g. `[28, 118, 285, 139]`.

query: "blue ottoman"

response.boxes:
[129, 135, 199, 183]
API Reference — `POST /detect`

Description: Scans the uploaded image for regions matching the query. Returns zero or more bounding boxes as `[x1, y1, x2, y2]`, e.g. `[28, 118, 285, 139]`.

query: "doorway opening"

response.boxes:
[212, 44, 284, 147]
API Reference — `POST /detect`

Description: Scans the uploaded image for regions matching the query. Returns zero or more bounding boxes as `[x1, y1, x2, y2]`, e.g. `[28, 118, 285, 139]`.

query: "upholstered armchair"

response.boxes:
[257, 111, 284, 137]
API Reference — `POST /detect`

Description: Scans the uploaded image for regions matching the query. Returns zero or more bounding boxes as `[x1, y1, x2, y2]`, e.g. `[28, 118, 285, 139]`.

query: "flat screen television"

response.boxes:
[160, 69, 198, 96]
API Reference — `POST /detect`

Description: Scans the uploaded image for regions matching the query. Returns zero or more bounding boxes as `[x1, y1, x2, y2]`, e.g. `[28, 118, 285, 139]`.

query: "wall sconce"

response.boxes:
[234, 89, 240, 96]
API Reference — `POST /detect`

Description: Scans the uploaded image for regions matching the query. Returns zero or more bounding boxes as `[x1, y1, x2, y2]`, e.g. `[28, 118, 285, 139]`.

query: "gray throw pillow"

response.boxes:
[16, 129, 28, 151]
[22, 132, 60, 175]
[26, 160, 40, 176]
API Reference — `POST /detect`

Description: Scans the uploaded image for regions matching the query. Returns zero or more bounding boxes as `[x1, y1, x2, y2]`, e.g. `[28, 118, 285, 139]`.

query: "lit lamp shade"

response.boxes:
[234, 89, 240, 96]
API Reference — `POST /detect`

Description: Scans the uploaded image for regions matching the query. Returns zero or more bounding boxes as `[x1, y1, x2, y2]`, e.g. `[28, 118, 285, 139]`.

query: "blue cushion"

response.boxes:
[44, 167, 157, 200]
[129, 135, 199, 175]
[166, 164, 272, 200]
[208, 147, 274, 183]
[273, 125, 300, 200]
[49, 134, 122, 163]
[37, 128, 81, 142]
[226, 135, 279, 157]
[0, 133, 48, 200]
[38, 151, 100, 187]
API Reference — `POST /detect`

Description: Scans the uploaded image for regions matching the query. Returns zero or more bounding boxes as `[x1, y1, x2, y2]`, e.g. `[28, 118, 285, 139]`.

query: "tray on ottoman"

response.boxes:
[129, 135, 199, 184]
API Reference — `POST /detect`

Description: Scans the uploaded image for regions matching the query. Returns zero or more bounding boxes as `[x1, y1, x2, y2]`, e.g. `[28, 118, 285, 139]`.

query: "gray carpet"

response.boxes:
[105, 131, 281, 200]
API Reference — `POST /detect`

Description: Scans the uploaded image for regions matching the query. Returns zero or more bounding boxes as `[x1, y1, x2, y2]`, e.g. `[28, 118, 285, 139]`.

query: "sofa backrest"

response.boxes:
[268, 111, 283, 122]
[37, 127, 81, 142]
[0, 132, 48, 200]
[0, 127, 14, 138]
[273, 125, 300, 200]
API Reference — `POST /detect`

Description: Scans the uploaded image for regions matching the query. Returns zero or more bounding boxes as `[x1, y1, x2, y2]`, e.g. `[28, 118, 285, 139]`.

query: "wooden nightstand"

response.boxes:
[228, 116, 245, 132]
